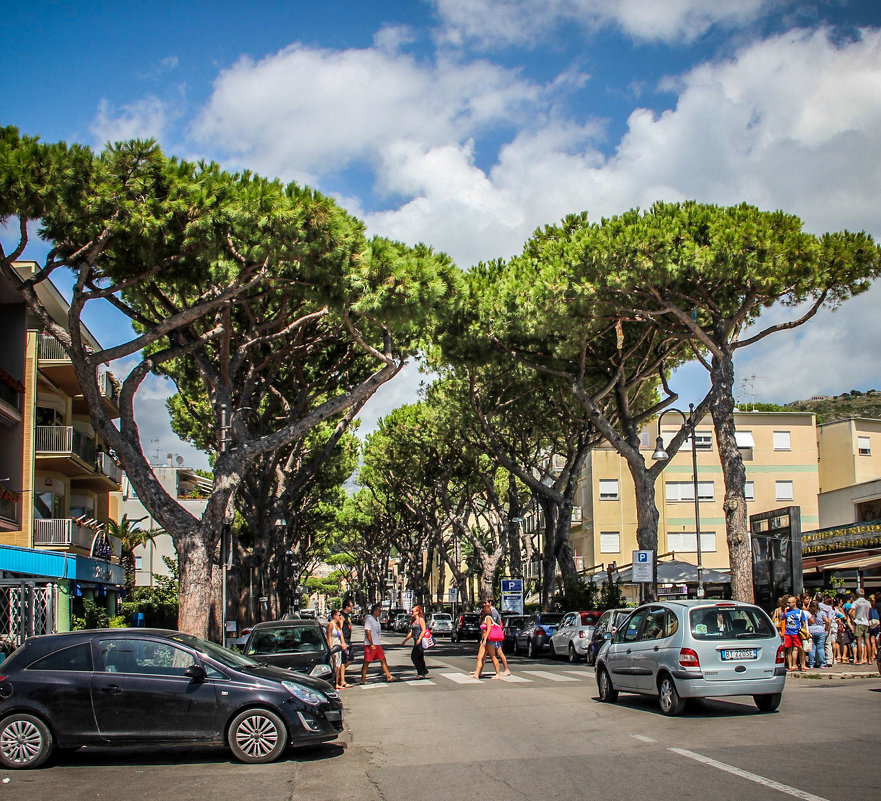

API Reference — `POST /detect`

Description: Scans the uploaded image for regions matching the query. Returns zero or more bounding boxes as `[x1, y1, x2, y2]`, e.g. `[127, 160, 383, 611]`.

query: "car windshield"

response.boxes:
[169, 633, 260, 668]
[431, 614, 452, 621]
[689, 606, 777, 640]
[246, 626, 325, 655]
[461, 615, 480, 623]
[536, 613, 564, 625]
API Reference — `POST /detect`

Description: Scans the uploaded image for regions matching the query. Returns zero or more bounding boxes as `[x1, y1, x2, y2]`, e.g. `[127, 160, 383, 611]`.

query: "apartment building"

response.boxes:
[571, 411, 820, 579]
[116, 460, 212, 585]
[0, 263, 124, 638]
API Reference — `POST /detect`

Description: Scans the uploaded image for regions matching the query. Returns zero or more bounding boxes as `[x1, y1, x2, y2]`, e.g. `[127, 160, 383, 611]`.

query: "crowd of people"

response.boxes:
[323, 596, 513, 688]
[772, 588, 881, 671]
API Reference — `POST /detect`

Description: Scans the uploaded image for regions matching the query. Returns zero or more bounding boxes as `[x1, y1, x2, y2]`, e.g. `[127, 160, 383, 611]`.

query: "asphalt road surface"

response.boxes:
[5, 632, 879, 801]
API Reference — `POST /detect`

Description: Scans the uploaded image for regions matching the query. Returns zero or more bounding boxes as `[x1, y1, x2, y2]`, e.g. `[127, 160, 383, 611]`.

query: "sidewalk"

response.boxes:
[787, 659, 879, 680]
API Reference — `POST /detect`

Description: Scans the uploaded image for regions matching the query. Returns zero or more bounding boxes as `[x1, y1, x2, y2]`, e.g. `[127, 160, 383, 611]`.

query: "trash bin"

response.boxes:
[131, 612, 145, 627]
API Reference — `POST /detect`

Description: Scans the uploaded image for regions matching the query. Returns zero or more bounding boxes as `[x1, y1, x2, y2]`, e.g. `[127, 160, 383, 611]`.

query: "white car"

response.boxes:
[428, 613, 454, 637]
[549, 610, 603, 662]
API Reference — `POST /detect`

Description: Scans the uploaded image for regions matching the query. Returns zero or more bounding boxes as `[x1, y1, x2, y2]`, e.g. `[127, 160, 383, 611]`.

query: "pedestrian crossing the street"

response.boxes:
[355, 667, 593, 689]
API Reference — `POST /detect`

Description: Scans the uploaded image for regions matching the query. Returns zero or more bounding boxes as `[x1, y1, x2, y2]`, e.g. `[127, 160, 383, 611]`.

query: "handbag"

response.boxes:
[421, 630, 435, 650]
[488, 623, 505, 641]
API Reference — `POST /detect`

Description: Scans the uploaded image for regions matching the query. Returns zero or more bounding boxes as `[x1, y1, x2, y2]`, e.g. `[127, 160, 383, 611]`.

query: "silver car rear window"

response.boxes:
[689, 606, 776, 640]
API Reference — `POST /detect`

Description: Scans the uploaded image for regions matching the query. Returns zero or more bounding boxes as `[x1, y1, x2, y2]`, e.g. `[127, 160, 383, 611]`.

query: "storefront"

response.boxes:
[801, 520, 881, 593]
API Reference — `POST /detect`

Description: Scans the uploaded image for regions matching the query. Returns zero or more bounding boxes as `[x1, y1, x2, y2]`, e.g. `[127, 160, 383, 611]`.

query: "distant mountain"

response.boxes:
[740, 390, 881, 424]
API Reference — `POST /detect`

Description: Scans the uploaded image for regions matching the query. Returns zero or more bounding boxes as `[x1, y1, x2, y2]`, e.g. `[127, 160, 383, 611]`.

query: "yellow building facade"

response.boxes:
[571, 411, 820, 574]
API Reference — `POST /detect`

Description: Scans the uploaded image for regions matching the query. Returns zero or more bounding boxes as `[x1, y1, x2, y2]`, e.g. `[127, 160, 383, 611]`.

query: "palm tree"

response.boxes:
[106, 515, 156, 592]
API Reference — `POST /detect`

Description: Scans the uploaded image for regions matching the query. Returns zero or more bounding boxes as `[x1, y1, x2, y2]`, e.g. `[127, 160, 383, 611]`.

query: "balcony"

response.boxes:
[71, 451, 123, 492]
[38, 333, 120, 418]
[35, 426, 97, 476]
[34, 518, 94, 550]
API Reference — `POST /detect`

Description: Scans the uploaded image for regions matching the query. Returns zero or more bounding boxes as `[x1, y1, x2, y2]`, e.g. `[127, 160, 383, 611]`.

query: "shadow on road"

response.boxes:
[590, 693, 779, 718]
[49, 741, 346, 769]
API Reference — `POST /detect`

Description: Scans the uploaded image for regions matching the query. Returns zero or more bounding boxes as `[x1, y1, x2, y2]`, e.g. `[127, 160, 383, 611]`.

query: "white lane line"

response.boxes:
[630, 734, 656, 743]
[669, 748, 832, 801]
[439, 672, 482, 684]
[521, 670, 579, 682]
[357, 683, 388, 690]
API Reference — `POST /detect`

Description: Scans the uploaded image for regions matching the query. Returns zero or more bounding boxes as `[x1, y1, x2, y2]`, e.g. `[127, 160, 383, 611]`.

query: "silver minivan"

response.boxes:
[595, 600, 786, 715]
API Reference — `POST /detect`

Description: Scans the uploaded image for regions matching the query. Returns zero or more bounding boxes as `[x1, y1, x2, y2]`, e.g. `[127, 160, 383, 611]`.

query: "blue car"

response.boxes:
[514, 612, 565, 658]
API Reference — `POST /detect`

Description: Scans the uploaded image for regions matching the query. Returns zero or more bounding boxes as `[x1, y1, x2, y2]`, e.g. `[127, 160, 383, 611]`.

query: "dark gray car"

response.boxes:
[243, 619, 336, 681]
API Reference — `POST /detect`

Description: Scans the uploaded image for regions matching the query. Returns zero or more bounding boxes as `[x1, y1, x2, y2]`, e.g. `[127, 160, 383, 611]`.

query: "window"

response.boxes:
[600, 532, 620, 553]
[773, 431, 791, 451]
[665, 481, 714, 502]
[598, 479, 619, 500]
[28, 642, 92, 672]
[620, 609, 648, 643]
[775, 480, 794, 501]
[744, 481, 755, 501]
[858, 436, 871, 456]
[692, 432, 713, 451]
[99, 638, 195, 676]
[735, 431, 755, 448]
[135, 555, 143, 571]
[640, 607, 674, 640]
[667, 531, 717, 553]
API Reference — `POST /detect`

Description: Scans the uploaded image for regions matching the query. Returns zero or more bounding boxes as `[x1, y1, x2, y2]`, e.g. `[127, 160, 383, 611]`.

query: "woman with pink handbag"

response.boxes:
[469, 600, 505, 679]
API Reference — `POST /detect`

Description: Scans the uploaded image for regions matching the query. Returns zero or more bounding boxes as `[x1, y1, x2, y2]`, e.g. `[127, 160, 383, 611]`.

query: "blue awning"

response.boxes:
[0, 543, 123, 585]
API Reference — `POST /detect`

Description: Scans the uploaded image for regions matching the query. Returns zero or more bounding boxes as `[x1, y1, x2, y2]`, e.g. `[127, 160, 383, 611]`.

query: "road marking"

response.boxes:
[669, 748, 832, 801]
[499, 674, 532, 683]
[439, 672, 482, 684]
[562, 670, 589, 678]
[357, 683, 388, 690]
[404, 679, 436, 686]
[630, 734, 656, 743]
[521, 670, 579, 682]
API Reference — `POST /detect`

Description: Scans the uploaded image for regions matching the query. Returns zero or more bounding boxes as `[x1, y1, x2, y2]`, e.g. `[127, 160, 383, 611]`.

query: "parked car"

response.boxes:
[243, 619, 337, 681]
[595, 600, 786, 716]
[383, 608, 407, 631]
[549, 610, 603, 662]
[585, 608, 633, 666]
[428, 613, 454, 638]
[453, 613, 482, 642]
[514, 612, 565, 658]
[394, 613, 412, 634]
[298, 609, 317, 619]
[502, 615, 529, 651]
[0, 628, 343, 769]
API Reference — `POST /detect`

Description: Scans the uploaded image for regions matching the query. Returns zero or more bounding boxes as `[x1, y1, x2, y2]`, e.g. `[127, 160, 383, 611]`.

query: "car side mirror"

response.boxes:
[330, 644, 343, 655]
[185, 664, 207, 681]
[603, 632, 612, 641]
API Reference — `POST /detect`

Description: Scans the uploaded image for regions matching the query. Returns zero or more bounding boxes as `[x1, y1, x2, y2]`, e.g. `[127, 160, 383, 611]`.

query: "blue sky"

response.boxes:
[5, 1, 881, 468]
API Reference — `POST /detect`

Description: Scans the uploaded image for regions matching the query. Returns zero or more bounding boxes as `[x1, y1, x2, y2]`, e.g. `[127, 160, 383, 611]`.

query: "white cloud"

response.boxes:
[191, 44, 541, 183]
[429, 0, 771, 48]
[90, 96, 172, 148]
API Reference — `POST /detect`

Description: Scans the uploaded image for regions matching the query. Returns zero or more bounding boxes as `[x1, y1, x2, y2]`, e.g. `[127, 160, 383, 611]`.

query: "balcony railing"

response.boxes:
[39, 332, 70, 361]
[34, 518, 94, 550]
[35, 426, 97, 465]
[98, 371, 119, 405]
[96, 451, 122, 484]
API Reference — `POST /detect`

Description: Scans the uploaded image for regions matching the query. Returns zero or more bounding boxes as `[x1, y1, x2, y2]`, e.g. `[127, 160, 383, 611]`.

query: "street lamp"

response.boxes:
[652, 403, 704, 599]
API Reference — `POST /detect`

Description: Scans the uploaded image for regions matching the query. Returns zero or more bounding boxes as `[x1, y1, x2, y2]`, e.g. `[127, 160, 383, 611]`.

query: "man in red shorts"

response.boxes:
[783, 595, 812, 671]
[360, 602, 396, 684]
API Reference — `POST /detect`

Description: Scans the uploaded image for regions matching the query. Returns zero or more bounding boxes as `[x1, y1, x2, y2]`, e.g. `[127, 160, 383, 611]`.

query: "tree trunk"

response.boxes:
[709, 352, 755, 602]
[176, 529, 216, 639]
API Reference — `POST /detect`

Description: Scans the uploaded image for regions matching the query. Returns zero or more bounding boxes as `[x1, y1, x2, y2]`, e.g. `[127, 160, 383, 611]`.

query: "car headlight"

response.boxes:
[282, 680, 327, 706]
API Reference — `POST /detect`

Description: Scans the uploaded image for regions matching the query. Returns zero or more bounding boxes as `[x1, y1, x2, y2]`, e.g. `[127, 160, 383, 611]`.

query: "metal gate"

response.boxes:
[0, 581, 56, 655]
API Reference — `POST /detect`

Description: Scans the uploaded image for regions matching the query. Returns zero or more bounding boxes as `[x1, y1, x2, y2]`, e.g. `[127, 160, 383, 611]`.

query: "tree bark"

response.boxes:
[709, 351, 755, 602]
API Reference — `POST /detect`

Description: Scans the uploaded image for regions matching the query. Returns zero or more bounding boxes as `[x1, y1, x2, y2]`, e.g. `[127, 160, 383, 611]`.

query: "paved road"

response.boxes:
[5, 634, 879, 801]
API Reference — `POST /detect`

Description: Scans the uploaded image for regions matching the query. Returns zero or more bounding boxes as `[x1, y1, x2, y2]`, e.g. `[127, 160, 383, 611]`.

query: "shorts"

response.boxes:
[364, 645, 386, 663]
[487, 640, 503, 648]
[783, 634, 803, 649]
[853, 623, 869, 639]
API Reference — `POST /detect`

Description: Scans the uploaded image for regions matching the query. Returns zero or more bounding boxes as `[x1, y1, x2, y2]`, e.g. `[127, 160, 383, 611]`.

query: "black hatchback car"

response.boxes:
[0, 628, 343, 769]
[453, 613, 482, 642]
[243, 620, 337, 681]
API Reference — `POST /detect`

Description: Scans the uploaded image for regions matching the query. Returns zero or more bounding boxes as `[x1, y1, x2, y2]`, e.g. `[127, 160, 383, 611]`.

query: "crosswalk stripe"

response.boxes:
[438, 672, 482, 684]
[521, 670, 579, 682]
[500, 674, 532, 682]
[562, 670, 589, 678]
[404, 679, 436, 685]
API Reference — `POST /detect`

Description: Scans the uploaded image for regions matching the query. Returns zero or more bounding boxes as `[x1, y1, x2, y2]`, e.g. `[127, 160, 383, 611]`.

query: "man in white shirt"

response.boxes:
[850, 588, 872, 665]
[360, 603, 396, 684]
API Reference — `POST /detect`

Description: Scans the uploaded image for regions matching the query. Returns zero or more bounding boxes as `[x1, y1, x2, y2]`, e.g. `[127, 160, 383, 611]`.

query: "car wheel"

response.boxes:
[597, 667, 618, 703]
[568, 644, 579, 663]
[0, 713, 54, 769]
[658, 674, 686, 716]
[527, 638, 536, 659]
[753, 693, 782, 713]
[228, 708, 288, 764]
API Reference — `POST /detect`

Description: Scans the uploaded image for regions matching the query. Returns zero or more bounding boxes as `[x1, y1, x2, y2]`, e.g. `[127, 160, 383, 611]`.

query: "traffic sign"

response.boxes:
[501, 579, 523, 594]
[632, 550, 654, 582]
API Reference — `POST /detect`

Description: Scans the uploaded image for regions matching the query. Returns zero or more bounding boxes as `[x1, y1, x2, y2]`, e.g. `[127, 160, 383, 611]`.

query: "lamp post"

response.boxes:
[651, 403, 704, 599]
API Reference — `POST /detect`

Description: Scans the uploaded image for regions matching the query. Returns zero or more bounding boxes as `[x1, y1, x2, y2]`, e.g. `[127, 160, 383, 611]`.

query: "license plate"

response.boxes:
[721, 648, 757, 661]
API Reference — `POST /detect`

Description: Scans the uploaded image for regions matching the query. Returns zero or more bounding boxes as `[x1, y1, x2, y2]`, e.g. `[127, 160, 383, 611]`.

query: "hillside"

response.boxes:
[742, 390, 881, 423]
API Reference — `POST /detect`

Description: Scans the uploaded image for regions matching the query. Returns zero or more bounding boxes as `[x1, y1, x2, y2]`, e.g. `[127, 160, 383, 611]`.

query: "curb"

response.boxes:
[787, 669, 878, 680]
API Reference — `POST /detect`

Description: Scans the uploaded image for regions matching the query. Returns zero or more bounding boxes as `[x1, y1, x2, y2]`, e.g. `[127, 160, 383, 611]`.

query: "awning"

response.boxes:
[819, 554, 881, 572]
[596, 559, 731, 584]
[735, 431, 755, 448]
